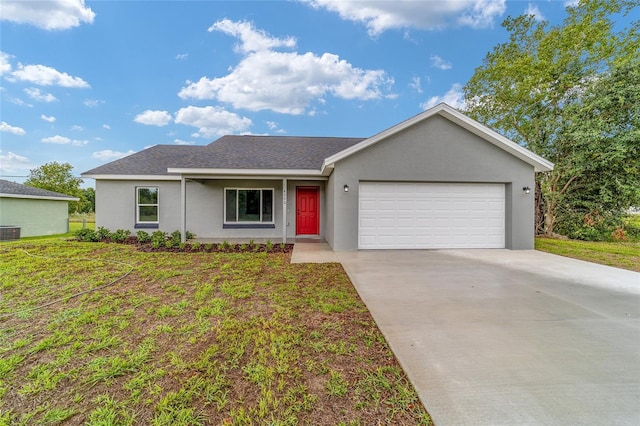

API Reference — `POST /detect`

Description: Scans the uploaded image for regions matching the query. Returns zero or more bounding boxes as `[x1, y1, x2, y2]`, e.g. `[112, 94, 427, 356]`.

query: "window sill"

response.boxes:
[223, 224, 275, 229]
[135, 223, 159, 229]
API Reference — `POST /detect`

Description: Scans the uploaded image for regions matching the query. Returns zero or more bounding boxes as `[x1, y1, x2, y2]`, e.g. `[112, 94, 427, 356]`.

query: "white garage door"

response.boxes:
[359, 182, 505, 249]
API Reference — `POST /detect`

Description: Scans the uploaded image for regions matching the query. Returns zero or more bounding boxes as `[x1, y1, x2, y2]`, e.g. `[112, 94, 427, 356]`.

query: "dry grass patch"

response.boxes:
[0, 240, 431, 425]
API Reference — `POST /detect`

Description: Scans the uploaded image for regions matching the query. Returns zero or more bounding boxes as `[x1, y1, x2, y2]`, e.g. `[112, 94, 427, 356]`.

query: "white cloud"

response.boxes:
[266, 121, 278, 130]
[92, 149, 136, 161]
[179, 20, 393, 115]
[71, 125, 84, 131]
[24, 87, 57, 102]
[0, 151, 32, 174]
[175, 105, 252, 138]
[208, 19, 297, 53]
[0, 51, 12, 75]
[41, 135, 88, 146]
[10, 63, 89, 87]
[174, 139, 195, 145]
[525, 3, 546, 21]
[83, 99, 104, 107]
[430, 55, 452, 70]
[175, 53, 189, 60]
[458, 0, 507, 28]
[421, 83, 466, 110]
[409, 76, 423, 94]
[102, 124, 111, 129]
[8, 97, 32, 107]
[41, 114, 56, 123]
[0, 0, 96, 30]
[0, 121, 26, 135]
[134, 110, 172, 126]
[303, 0, 505, 35]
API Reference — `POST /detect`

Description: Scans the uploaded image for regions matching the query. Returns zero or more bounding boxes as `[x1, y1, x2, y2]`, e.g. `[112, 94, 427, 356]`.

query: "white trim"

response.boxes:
[82, 174, 181, 181]
[185, 175, 328, 181]
[0, 193, 79, 202]
[322, 103, 554, 173]
[136, 186, 159, 224]
[180, 177, 186, 243]
[282, 178, 287, 244]
[223, 188, 275, 225]
[167, 168, 322, 176]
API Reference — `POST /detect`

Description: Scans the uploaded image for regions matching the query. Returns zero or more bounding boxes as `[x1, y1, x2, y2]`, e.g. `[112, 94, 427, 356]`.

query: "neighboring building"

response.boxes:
[82, 103, 553, 250]
[0, 180, 79, 238]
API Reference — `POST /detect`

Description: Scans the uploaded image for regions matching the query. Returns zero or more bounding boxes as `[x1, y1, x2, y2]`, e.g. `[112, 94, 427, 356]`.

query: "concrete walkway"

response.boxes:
[290, 241, 339, 263]
[337, 249, 640, 426]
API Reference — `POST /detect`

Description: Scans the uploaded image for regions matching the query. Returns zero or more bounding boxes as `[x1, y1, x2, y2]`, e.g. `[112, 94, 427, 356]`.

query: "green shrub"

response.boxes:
[136, 230, 151, 243]
[555, 210, 625, 241]
[265, 240, 273, 251]
[96, 226, 111, 241]
[75, 228, 98, 242]
[151, 230, 167, 247]
[185, 231, 195, 240]
[111, 229, 131, 243]
[170, 230, 182, 248]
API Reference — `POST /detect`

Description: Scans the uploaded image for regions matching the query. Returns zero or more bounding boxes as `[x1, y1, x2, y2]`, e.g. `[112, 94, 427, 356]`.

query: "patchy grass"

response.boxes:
[535, 237, 640, 272]
[0, 240, 431, 425]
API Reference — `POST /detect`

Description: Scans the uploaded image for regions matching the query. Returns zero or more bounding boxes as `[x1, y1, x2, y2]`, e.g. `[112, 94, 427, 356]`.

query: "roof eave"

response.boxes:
[81, 174, 182, 181]
[166, 168, 324, 177]
[0, 193, 79, 202]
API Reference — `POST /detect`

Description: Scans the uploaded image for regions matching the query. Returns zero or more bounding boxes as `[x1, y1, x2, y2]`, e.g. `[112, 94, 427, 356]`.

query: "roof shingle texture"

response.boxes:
[82, 136, 364, 176]
[0, 179, 76, 199]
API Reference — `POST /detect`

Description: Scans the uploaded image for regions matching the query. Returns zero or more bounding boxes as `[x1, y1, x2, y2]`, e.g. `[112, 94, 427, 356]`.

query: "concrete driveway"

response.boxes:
[336, 250, 640, 426]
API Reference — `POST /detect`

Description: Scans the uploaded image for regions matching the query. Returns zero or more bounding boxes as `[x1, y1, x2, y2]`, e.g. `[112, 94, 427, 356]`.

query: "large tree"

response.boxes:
[25, 162, 84, 214]
[463, 0, 639, 238]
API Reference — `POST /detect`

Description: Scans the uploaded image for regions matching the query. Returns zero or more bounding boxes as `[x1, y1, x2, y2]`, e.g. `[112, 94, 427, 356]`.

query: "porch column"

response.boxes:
[282, 178, 287, 244]
[180, 176, 186, 243]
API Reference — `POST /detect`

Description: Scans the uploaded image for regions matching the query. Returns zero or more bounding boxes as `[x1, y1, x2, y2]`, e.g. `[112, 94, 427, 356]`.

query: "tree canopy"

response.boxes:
[25, 162, 86, 214]
[463, 0, 639, 239]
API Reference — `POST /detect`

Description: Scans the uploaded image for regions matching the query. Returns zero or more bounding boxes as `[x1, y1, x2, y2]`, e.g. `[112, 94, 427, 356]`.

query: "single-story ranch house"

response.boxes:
[0, 179, 79, 238]
[82, 103, 553, 250]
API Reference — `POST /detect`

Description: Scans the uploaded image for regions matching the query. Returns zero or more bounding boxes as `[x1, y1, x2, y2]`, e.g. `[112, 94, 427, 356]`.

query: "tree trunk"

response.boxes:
[535, 179, 545, 235]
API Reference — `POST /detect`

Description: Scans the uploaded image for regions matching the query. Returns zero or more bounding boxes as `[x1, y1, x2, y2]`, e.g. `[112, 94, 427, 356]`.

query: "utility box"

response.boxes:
[0, 226, 21, 240]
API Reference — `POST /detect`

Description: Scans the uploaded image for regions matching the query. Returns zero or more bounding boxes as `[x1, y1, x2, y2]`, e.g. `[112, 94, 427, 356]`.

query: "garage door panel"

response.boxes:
[359, 182, 505, 249]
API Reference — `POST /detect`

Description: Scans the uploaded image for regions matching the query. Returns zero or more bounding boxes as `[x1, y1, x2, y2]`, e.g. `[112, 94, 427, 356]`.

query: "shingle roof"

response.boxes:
[82, 136, 364, 176]
[0, 179, 78, 200]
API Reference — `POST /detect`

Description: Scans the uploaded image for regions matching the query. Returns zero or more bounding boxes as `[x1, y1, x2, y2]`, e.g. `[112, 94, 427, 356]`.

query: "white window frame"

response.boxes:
[224, 188, 274, 224]
[136, 186, 159, 224]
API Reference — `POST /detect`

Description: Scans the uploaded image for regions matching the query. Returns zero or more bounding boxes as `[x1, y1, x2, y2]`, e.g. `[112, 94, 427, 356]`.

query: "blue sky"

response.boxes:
[1, 0, 575, 186]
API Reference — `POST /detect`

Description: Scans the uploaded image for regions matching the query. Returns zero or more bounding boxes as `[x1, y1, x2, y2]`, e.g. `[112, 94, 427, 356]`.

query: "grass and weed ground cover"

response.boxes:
[535, 237, 640, 272]
[0, 240, 431, 425]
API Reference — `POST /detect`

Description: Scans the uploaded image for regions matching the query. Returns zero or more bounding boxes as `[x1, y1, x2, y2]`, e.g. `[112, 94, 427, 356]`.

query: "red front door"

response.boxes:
[296, 187, 319, 235]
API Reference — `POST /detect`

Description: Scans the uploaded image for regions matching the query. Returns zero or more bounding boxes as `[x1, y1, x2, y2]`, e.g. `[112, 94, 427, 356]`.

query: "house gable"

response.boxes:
[323, 103, 553, 173]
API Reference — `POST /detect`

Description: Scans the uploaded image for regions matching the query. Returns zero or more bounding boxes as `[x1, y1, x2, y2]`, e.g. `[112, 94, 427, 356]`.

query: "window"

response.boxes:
[137, 187, 158, 223]
[225, 188, 273, 224]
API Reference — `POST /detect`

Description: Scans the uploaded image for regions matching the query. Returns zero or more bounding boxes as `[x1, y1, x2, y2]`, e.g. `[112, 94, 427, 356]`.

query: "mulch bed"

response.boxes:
[83, 236, 294, 254]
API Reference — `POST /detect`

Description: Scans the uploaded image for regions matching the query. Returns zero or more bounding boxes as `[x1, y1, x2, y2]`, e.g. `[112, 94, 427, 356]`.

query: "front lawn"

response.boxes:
[0, 240, 431, 425]
[535, 237, 640, 272]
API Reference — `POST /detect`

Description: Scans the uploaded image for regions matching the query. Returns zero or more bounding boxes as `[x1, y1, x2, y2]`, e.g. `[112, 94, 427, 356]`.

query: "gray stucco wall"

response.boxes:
[96, 178, 327, 240]
[328, 114, 535, 251]
[96, 180, 182, 233]
[0, 197, 69, 237]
